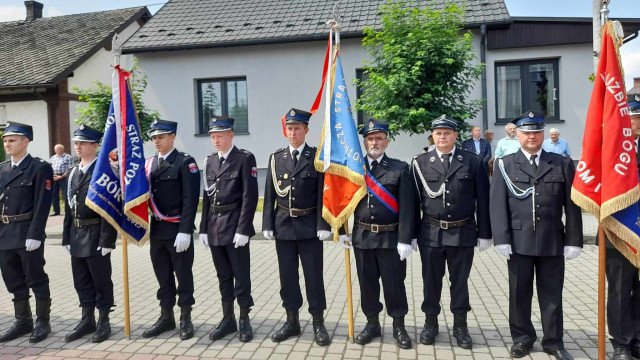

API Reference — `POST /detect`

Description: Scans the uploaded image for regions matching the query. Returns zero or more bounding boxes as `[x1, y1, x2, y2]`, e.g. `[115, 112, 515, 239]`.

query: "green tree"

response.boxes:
[73, 57, 160, 141]
[356, 1, 483, 137]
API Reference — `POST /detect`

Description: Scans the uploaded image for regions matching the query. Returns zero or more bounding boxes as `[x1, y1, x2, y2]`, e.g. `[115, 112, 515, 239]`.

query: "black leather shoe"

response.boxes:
[355, 316, 381, 345]
[545, 349, 574, 360]
[613, 348, 632, 360]
[209, 302, 237, 341]
[510, 342, 532, 358]
[179, 306, 194, 341]
[271, 309, 301, 342]
[311, 312, 331, 346]
[0, 298, 33, 343]
[238, 307, 253, 343]
[419, 315, 438, 345]
[392, 318, 412, 349]
[65, 306, 96, 342]
[29, 298, 51, 343]
[92, 309, 111, 343]
[142, 307, 176, 338]
[452, 313, 472, 349]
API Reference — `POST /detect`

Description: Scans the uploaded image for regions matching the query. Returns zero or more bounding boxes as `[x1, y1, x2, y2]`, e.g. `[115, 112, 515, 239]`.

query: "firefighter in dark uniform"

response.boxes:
[605, 97, 640, 360]
[0, 122, 53, 343]
[62, 125, 117, 343]
[199, 116, 259, 342]
[343, 119, 415, 349]
[142, 120, 200, 340]
[262, 108, 331, 346]
[411, 115, 491, 350]
[490, 111, 582, 360]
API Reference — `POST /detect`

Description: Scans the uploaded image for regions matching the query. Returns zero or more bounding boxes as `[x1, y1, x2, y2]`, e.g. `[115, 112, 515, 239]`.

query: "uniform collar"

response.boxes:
[435, 147, 455, 160]
[367, 153, 385, 167]
[11, 153, 28, 167]
[289, 143, 306, 157]
[218, 145, 235, 159]
[158, 148, 175, 160]
[520, 148, 542, 163]
[79, 158, 97, 172]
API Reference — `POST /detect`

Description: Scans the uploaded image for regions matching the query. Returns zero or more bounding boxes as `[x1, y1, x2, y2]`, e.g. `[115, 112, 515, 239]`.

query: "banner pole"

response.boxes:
[598, 224, 606, 360]
[342, 223, 355, 343]
[122, 236, 131, 340]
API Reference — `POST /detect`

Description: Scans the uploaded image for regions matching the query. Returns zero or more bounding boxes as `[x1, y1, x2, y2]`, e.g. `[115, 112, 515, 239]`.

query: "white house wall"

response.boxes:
[485, 43, 593, 157]
[0, 101, 49, 159]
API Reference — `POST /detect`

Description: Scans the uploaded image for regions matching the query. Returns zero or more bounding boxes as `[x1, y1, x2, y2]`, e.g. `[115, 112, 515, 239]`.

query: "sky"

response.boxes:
[0, 0, 639, 88]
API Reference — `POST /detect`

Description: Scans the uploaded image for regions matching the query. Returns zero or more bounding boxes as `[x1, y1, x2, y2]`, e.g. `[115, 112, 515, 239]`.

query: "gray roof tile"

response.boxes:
[0, 7, 149, 89]
[123, 0, 510, 52]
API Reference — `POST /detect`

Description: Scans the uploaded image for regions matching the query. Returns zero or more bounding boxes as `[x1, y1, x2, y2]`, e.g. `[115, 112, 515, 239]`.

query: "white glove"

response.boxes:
[476, 238, 492, 252]
[63, 245, 70, 254]
[564, 246, 582, 260]
[25, 239, 42, 252]
[411, 238, 418, 251]
[233, 233, 249, 248]
[263, 230, 274, 240]
[337, 234, 353, 250]
[174, 233, 191, 253]
[495, 244, 512, 260]
[397, 243, 412, 261]
[101, 248, 113, 256]
[317, 230, 331, 241]
[199, 233, 210, 248]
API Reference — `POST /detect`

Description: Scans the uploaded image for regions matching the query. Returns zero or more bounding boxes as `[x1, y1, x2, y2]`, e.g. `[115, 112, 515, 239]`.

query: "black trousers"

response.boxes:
[606, 244, 640, 349]
[0, 246, 50, 300]
[150, 238, 195, 308]
[275, 239, 326, 314]
[354, 247, 408, 318]
[419, 245, 474, 316]
[508, 253, 565, 351]
[71, 253, 114, 310]
[210, 244, 253, 308]
[51, 177, 67, 214]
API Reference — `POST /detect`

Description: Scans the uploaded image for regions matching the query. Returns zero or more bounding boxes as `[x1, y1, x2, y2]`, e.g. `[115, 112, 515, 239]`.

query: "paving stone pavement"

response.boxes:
[0, 211, 604, 359]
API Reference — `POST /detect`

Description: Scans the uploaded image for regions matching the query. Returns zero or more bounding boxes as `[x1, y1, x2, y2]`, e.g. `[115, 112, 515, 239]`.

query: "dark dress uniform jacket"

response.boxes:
[0, 155, 53, 250]
[62, 162, 117, 257]
[490, 150, 583, 256]
[148, 150, 200, 241]
[263, 145, 329, 240]
[413, 149, 491, 247]
[200, 146, 259, 246]
[352, 155, 416, 249]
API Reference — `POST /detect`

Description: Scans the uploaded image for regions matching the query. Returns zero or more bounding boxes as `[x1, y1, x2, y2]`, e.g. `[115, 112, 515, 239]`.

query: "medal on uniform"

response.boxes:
[284, 173, 288, 179]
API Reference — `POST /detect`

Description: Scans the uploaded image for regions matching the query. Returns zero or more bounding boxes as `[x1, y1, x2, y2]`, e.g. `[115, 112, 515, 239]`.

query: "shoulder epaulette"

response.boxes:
[272, 148, 286, 155]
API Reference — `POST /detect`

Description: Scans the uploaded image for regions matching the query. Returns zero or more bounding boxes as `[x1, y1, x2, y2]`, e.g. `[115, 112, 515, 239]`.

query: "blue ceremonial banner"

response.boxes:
[315, 54, 366, 229]
[86, 66, 150, 243]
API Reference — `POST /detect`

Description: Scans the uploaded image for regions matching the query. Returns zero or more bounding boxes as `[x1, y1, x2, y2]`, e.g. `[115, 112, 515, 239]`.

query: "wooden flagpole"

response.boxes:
[343, 224, 355, 343]
[112, 33, 132, 340]
[122, 237, 131, 339]
[597, 3, 609, 359]
[598, 225, 605, 360]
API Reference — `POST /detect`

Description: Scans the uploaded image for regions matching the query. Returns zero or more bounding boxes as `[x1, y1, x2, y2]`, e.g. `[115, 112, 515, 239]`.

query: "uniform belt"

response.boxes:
[73, 217, 101, 228]
[1, 212, 32, 224]
[425, 216, 473, 230]
[277, 204, 317, 217]
[355, 220, 398, 233]
[211, 201, 241, 214]
[153, 209, 181, 221]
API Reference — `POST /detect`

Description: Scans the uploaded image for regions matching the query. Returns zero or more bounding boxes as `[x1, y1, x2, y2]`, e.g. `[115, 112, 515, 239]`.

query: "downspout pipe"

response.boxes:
[480, 24, 488, 131]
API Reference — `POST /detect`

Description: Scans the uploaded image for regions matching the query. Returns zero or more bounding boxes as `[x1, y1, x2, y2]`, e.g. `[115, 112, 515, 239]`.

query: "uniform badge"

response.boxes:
[79, 124, 85, 130]
[439, 114, 446, 120]
[369, 120, 375, 129]
[45, 180, 52, 191]
[211, 117, 217, 122]
[5, 122, 9, 127]
[188, 163, 198, 173]
[528, 111, 535, 118]
[457, 155, 463, 161]
[430, 157, 435, 163]
[277, 180, 282, 186]
[290, 109, 296, 116]
[153, 119, 158, 125]
[636, 95, 640, 102]
[251, 167, 258, 178]
[283, 173, 288, 179]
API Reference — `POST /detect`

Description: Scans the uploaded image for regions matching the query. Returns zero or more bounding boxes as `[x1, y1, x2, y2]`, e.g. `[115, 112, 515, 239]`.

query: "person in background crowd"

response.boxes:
[49, 144, 73, 216]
